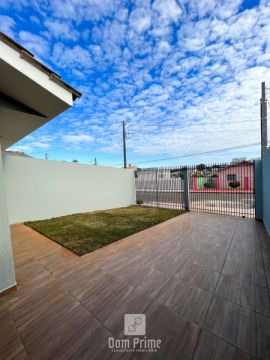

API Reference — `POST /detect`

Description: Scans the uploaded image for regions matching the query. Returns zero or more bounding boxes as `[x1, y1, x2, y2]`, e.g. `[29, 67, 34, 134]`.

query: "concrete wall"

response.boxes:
[262, 149, 270, 235]
[0, 147, 16, 293]
[3, 155, 136, 224]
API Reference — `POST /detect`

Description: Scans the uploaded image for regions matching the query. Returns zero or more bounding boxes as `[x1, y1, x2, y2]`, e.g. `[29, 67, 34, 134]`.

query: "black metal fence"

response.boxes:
[135, 161, 255, 218]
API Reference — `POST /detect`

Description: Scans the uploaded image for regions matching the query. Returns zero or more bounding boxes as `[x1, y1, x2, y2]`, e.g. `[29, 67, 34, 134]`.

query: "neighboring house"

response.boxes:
[217, 161, 254, 190]
[136, 168, 183, 180]
[136, 162, 254, 191]
[4, 150, 31, 158]
[0, 31, 81, 294]
[190, 161, 254, 190]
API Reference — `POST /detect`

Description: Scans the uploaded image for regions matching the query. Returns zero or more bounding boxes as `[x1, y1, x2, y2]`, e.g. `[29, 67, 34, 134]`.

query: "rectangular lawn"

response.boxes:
[25, 206, 185, 255]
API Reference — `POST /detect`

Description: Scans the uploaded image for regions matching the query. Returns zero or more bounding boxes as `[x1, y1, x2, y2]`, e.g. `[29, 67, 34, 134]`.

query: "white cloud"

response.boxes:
[18, 31, 49, 57]
[40, 0, 122, 23]
[52, 43, 93, 69]
[152, 0, 182, 23]
[62, 134, 94, 143]
[44, 19, 80, 40]
[29, 141, 50, 149]
[0, 15, 16, 37]
[8, 145, 32, 152]
[129, 8, 151, 34]
[182, 0, 242, 19]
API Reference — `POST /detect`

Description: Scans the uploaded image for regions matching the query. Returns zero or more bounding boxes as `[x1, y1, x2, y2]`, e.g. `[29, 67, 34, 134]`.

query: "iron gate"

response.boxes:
[135, 161, 255, 218]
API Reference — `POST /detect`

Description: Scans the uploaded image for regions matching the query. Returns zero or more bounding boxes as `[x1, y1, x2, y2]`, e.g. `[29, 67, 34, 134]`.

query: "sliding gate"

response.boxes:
[135, 161, 255, 218]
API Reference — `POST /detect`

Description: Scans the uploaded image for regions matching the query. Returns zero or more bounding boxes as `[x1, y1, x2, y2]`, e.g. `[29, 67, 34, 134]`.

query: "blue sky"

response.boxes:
[0, 0, 269, 167]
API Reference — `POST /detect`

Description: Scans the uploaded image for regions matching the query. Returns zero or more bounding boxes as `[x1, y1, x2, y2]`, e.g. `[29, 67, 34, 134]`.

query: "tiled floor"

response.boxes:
[1, 212, 270, 359]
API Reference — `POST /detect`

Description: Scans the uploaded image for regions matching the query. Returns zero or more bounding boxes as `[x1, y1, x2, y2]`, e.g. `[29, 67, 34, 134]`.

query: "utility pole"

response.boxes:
[122, 121, 127, 168]
[261, 81, 268, 157]
[45, 152, 48, 160]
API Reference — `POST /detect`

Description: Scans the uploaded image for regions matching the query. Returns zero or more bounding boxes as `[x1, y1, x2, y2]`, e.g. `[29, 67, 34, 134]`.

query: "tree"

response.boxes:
[229, 181, 240, 188]
[196, 163, 206, 171]
[72, 159, 78, 163]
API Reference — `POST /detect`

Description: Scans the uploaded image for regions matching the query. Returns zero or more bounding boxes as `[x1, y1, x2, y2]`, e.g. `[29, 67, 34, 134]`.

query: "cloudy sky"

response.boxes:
[1, 0, 269, 167]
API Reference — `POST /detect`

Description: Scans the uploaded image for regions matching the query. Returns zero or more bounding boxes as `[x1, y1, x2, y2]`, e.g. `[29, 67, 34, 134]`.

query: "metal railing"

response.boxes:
[135, 161, 255, 218]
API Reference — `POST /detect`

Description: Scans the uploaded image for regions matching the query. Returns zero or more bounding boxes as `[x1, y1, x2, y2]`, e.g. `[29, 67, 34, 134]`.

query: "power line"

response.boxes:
[127, 128, 260, 136]
[107, 141, 261, 166]
[127, 120, 260, 135]
[127, 119, 259, 129]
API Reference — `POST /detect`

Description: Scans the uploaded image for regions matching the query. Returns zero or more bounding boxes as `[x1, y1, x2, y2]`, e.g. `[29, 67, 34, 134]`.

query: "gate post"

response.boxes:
[155, 168, 159, 207]
[183, 168, 190, 211]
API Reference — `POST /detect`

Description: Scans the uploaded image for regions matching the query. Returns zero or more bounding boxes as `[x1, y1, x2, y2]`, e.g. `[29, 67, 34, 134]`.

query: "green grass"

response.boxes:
[24, 206, 186, 256]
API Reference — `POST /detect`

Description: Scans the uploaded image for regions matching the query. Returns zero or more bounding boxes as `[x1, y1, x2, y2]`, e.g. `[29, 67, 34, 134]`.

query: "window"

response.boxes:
[227, 174, 236, 181]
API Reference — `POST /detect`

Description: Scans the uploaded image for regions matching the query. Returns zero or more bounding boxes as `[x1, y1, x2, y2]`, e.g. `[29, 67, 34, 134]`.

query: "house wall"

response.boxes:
[3, 155, 136, 224]
[262, 149, 270, 235]
[255, 160, 263, 220]
[0, 146, 16, 294]
[217, 164, 254, 190]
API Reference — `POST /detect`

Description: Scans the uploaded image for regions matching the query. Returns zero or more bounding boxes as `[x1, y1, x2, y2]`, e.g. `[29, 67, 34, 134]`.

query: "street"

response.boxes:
[136, 190, 255, 217]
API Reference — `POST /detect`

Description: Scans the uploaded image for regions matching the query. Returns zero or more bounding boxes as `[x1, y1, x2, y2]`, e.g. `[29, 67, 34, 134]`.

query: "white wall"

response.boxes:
[262, 149, 270, 236]
[3, 155, 136, 224]
[0, 147, 16, 293]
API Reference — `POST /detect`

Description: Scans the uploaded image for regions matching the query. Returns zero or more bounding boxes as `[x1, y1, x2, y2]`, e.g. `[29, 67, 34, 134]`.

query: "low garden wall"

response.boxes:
[3, 155, 136, 224]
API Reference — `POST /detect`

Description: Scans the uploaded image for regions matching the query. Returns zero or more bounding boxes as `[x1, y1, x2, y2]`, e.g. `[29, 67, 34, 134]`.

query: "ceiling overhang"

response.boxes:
[0, 32, 81, 150]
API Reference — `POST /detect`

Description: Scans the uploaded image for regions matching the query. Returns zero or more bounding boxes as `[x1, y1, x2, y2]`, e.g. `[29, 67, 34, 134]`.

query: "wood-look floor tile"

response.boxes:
[255, 284, 270, 317]
[193, 329, 254, 360]
[215, 273, 242, 304]
[9, 281, 73, 328]
[136, 302, 200, 360]
[255, 267, 268, 288]
[241, 282, 256, 311]
[189, 251, 224, 272]
[214, 335, 254, 360]
[157, 277, 212, 325]
[78, 274, 135, 324]
[222, 259, 244, 279]
[175, 261, 219, 293]
[0, 306, 26, 360]
[55, 323, 111, 360]
[256, 313, 270, 360]
[237, 307, 256, 356]
[103, 288, 152, 337]
[153, 248, 192, 275]
[193, 329, 217, 360]
[19, 300, 94, 358]
[136, 268, 171, 298]
[204, 295, 240, 345]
